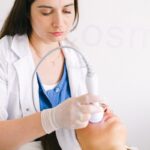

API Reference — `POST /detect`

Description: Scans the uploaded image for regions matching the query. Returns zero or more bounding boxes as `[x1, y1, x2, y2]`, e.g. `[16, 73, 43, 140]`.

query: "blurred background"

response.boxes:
[1, 0, 150, 149]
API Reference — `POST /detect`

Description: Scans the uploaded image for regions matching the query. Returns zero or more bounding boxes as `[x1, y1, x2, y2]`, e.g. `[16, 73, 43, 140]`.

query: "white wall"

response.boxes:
[1, 0, 150, 150]
[74, 1, 150, 150]
[0, 0, 14, 29]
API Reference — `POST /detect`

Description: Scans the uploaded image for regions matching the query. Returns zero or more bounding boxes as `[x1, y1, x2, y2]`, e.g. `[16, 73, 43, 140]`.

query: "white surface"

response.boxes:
[0, 0, 150, 150]
[18, 141, 43, 150]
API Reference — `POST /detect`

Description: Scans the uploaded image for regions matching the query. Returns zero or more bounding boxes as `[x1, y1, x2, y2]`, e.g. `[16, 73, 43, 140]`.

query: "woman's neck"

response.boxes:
[29, 34, 61, 58]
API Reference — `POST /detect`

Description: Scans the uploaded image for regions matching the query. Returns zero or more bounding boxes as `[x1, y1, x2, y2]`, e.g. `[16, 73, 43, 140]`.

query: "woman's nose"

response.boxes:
[52, 13, 64, 28]
[101, 103, 112, 113]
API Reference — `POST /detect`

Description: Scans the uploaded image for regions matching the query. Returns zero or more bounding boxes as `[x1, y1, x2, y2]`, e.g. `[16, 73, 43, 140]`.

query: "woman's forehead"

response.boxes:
[34, 0, 74, 7]
[56, 0, 74, 7]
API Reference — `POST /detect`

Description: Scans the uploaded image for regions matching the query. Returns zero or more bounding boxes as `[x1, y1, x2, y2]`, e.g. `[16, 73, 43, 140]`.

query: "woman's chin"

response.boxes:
[48, 34, 67, 42]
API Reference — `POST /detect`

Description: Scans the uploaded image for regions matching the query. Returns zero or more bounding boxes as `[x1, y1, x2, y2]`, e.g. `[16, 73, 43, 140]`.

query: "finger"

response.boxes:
[74, 120, 89, 129]
[78, 113, 91, 122]
[79, 94, 103, 104]
[78, 103, 102, 114]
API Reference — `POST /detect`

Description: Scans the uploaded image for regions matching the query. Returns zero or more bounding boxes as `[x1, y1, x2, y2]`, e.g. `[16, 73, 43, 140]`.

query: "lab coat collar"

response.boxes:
[11, 34, 30, 58]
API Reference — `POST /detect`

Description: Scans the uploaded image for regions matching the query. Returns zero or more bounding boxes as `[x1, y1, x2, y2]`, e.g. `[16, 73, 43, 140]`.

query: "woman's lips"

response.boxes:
[103, 114, 114, 122]
[51, 32, 64, 37]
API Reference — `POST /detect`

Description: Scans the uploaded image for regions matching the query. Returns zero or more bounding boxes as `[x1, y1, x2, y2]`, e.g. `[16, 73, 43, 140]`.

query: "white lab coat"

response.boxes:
[0, 35, 137, 150]
[0, 34, 89, 150]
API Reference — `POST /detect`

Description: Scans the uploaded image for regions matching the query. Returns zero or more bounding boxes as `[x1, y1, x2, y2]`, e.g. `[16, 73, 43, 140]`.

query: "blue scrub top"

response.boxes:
[37, 62, 71, 111]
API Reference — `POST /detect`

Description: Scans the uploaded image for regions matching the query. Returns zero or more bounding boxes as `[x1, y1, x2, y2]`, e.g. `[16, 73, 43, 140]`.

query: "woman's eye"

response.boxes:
[41, 12, 51, 16]
[40, 9, 52, 16]
[63, 10, 72, 14]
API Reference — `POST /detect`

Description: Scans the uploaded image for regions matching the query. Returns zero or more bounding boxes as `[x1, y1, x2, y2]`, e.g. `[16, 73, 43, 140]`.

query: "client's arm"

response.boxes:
[76, 106, 127, 150]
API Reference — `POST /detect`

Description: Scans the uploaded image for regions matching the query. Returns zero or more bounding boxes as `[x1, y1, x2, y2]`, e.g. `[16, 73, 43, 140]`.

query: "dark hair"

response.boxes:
[0, 0, 79, 39]
[40, 132, 62, 150]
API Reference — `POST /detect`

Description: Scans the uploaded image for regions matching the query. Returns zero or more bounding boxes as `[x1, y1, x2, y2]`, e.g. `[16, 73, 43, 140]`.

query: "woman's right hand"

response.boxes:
[41, 94, 103, 133]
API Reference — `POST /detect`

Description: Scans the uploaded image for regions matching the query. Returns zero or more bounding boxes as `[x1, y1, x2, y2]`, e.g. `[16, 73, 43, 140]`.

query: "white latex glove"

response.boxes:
[41, 94, 102, 134]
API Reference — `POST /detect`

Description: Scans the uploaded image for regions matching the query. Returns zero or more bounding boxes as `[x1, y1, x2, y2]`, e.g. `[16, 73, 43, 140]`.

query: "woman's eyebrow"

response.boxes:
[64, 3, 74, 8]
[37, 5, 53, 9]
[37, 3, 74, 9]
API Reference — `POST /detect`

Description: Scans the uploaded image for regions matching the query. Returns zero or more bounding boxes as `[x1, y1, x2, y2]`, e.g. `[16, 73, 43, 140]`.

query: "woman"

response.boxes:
[76, 105, 139, 150]
[0, 0, 103, 150]
[76, 105, 129, 150]
[0, 0, 137, 150]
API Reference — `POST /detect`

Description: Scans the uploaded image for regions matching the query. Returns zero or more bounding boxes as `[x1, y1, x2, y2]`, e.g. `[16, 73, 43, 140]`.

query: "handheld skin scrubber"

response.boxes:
[86, 73, 104, 123]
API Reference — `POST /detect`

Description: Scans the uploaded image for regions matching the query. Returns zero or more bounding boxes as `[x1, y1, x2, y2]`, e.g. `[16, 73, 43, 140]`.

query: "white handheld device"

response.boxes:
[86, 73, 104, 123]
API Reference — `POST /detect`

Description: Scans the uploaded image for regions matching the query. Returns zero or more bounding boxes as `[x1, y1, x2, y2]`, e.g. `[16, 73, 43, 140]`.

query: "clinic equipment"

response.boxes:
[32, 45, 104, 123]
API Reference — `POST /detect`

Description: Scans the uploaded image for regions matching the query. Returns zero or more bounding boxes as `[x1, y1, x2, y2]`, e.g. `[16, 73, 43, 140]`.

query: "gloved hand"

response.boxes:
[41, 94, 103, 134]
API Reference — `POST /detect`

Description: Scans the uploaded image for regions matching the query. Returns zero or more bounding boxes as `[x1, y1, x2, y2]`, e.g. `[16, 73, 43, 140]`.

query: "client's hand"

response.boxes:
[76, 105, 127, 150]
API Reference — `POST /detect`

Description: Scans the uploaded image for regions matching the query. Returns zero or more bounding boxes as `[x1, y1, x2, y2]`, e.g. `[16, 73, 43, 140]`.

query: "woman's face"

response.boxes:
[76, 106, 127, 150]
[30, 0, 75, 43]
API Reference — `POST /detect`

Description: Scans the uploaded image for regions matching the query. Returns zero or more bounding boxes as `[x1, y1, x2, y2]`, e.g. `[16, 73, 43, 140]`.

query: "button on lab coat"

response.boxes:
[0, 35, 97, 150]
